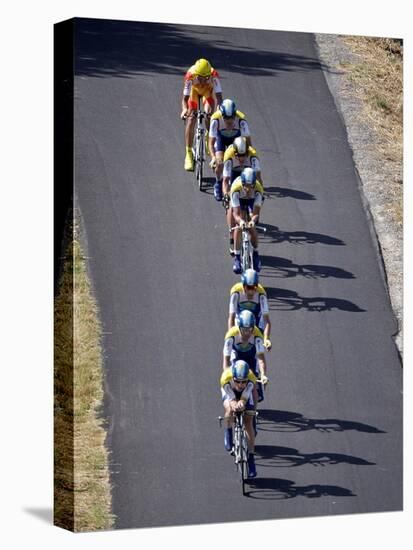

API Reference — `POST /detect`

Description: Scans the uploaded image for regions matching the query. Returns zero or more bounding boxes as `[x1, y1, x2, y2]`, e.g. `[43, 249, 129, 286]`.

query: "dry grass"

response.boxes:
[340, 36, 403, 223]
[54, 225, 115, 532]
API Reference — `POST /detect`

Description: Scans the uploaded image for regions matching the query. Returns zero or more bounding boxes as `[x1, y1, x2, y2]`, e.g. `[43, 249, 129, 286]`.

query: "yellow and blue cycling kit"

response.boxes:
[229, 282, 269, 330]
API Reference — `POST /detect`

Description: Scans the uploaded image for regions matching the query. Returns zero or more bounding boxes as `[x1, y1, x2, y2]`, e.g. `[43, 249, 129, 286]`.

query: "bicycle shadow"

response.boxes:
[260, 255, 355, 280]
[244, 477, 356, 500]
[264, 186, 316, 201]
[264, 287, 365, 312]
[254, 444, 375, 468]
[258, 223, 346, 246]
[256, 409, 386, 434]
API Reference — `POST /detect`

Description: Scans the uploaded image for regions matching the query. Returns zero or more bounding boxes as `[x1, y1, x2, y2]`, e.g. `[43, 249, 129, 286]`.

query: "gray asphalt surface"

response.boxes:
[73, 18, 402, 529]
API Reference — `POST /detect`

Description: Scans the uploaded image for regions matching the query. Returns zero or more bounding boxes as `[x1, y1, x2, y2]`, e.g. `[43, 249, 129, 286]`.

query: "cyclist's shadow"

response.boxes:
[256, 409, 385, 433]
[244, 477, 356, 500]
[198, 176, 216, 195]
[240, 409, 382, 499]
[264, 287, 365, 312]
[258, 222, 346, 246]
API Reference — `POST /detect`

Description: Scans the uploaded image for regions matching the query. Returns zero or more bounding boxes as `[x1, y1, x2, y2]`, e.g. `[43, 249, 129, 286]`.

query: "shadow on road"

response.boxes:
[259, 223, 346, 246]
[254, 444, 375, 468]
[265, 186, 316, 200]
[257, 409, 386, 433]
[74, 18, 331, 79]
[260, 255, 355, 280]
[244, 477, 356, 500]
[263, 286, 365, 312]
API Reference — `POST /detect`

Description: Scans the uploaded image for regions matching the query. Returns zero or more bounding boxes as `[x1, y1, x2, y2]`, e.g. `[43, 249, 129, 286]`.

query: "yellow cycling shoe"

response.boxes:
[184, 150, 194, 171]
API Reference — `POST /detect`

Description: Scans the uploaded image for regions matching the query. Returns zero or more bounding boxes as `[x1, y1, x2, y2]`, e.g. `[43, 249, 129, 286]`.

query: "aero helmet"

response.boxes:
[194, 58, 212, 77]
[241, 268, 259, 287]
[241, 167, 256, 186]
[238, 309, 255, 329]
[219, 98, 237, 118]
[233, 136, 248, 155]
[232, 360, 250, 381]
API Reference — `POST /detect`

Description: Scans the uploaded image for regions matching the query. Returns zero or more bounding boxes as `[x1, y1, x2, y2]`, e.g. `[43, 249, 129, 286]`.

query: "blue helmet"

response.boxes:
[241, 268, 259, 287]
[238, 309, 255, 329]
[241, 167, 256, 186]
[219, 98, 236, 118]
[232, 360, 249, 381]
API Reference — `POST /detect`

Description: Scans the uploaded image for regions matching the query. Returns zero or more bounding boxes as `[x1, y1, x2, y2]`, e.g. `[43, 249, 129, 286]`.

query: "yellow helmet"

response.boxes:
[193, 58, 212, 77]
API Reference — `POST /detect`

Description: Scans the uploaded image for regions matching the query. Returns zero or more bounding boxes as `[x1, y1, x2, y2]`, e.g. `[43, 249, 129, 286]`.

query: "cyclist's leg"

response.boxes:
[222, 393, 234, 451]
[250, 205, 262, 271]
[226, 169, 240, 252]
[184, 90, 199, 170]
[232, 204, 248, 273]
[245, 404, 257, 477]
[203, 91, 215, 131]
[213, 134, 225, 201]
[244, 413, 256, 452]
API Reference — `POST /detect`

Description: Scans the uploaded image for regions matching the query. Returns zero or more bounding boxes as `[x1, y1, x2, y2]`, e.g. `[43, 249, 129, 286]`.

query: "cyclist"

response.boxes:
[220, 360, 258, 478]
[229, 268, 272, 351]
[223, 136, 262, 193]
[208, 99, 251, 201]
[181, 58, 223, 172]
[231, 167, 264, 274]
[223, 309, 268, 403]
[223, 137, 262, 254]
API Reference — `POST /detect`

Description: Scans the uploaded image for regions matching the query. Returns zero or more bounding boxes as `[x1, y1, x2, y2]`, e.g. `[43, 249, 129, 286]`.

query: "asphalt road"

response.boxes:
[73, 18, 402, 529]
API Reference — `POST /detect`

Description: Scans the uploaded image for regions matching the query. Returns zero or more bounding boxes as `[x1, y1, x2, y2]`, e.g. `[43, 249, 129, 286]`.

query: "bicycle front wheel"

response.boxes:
[195, 133, 204, 190]
[240, 428, 249, 494]
[241, 234, 253, 272]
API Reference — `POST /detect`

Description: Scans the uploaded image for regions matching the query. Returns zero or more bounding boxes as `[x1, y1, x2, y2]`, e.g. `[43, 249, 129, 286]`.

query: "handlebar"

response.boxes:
[229, 224, 267, 233]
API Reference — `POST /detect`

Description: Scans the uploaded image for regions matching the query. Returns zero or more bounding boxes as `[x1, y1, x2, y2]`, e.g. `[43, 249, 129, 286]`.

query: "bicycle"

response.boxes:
[230, 222, 267, 272]
[219, 410, 249, 495]
[218, 377, 267, 495]
[192, 97, 206, 191]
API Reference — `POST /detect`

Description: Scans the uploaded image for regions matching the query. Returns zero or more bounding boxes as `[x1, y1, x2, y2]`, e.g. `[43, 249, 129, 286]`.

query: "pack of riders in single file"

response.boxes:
[181, 58, 271, 478]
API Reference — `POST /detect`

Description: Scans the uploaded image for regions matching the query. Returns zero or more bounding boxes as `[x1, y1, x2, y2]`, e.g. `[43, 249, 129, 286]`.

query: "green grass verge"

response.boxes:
[54, 225, 115, 532]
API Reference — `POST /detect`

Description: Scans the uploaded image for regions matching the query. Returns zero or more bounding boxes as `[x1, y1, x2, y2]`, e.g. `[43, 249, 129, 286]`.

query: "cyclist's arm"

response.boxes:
[222, 159, 232, 195]
[251, 157, 262, 185]
[209, 119, 218, 159]
[240, 119, 252, 146]
[181, 93, 190, 118]
[256, 353, 267, 379]
[259, 293, 271, 345]
[228, 292, 238, 331]
[222, 383, 236, 401]
[263, 314, 271, 343]
[250, 204, 261, 225]
[212, 75, 223, 108]
[223, 337, 233, 371]
[223, 177, 231, 196]
[232, 205, 243, 226]
[241, 381, 255, 402]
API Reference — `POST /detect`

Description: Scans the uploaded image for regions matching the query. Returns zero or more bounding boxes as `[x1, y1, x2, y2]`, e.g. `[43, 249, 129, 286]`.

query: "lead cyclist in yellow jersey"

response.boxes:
[180, 58, 223, 171]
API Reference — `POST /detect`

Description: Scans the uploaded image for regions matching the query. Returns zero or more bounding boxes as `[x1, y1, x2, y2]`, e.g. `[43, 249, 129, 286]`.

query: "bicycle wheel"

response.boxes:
[240, 428, 249, 494]
[241, 232, 253, 272]
[195, 131, 204, 190]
